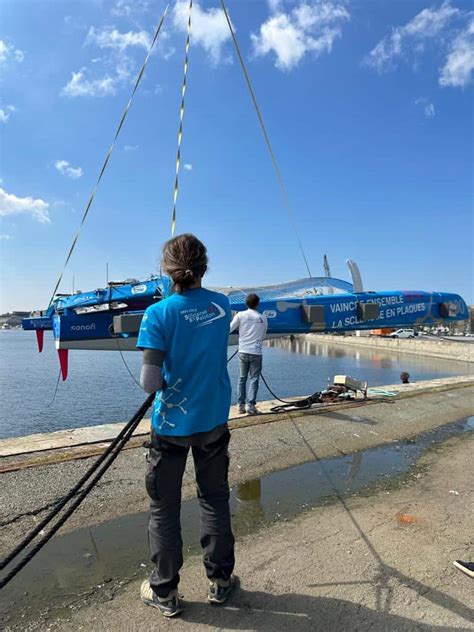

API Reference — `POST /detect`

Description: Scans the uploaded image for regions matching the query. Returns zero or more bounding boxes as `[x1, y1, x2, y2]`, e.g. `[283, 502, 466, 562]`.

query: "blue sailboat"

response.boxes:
[20, 4, 469, 380]
[22, 267, 468, 379]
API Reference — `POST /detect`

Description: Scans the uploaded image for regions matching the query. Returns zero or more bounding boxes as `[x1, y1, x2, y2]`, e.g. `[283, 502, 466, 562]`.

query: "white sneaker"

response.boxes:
[246, 405, 260, 416]
[140, 580, 183, 617]
[208, 576, 236, 604]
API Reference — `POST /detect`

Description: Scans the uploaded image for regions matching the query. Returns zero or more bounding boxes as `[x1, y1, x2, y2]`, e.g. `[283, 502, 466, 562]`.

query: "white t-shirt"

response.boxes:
[230, 309, 268, 355]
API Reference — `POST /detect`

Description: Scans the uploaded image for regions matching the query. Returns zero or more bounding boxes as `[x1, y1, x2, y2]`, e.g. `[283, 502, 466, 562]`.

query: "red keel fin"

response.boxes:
[35, 329, 44, 353]
[58, 349, 69, 381]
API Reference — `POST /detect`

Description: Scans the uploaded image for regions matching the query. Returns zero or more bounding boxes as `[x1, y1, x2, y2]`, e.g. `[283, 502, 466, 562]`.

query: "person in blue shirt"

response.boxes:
[137, 234, 235, 617]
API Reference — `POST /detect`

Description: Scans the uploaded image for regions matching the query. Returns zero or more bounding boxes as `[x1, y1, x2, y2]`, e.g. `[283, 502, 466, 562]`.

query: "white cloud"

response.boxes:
[251, 1, 350, 71]
[268, 0, 283, 13]
[183, 163, 193, 171]
[111, 0, 150, 17]
[415, 97, 436, 118]
[61, 23, 161, 99]
[439, 18, 474, 87]
[123, 144, 139, 152]
[0, 233, 11, 240]
[86, 27, 151, 52]
[54, 160, 84, 180]
[0, 188, 50, 223]
[173, 1, 231, 65]
[424, 102, 436, 117]
[0, 39, 24, 65]
[61, 68, 117, 98]
[364, 1, 460, 73]
[0, 105, 15, 123]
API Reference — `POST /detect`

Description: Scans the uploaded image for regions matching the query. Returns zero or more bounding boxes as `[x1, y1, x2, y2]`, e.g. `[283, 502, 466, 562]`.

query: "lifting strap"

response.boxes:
[171, 0, 193, 237]
[220, 0, 312, 278]
[47, 5, 170, 307]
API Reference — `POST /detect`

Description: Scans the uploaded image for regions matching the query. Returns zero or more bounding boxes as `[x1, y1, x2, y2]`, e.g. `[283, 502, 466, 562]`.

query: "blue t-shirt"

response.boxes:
[137, 287, 232, 437]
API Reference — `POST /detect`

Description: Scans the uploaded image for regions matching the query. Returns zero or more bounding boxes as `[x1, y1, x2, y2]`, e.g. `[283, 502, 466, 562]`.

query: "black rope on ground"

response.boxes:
[228, 349, 321, 408]
[260, 373, 298, 405]
[0, 393, 155, 584]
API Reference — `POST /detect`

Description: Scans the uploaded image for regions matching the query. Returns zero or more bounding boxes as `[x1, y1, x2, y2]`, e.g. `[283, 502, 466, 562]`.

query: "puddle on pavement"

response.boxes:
[1, 416, 472, 627]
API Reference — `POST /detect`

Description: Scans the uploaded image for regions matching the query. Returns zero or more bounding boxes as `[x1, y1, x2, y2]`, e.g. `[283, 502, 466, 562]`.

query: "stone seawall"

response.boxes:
[306, 334, 473, 363]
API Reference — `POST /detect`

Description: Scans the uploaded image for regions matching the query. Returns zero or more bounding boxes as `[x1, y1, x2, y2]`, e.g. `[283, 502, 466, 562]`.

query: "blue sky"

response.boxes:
[0, 0, 472, 313]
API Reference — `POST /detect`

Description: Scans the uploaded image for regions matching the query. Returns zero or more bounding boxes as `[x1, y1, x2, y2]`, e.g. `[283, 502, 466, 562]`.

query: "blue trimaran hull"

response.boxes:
[23, 276, 468, 362]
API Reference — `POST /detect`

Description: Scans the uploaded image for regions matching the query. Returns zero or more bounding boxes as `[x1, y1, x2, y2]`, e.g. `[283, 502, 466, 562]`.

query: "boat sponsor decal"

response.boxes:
[70, 323, 96, 331]
[329, 298, 428, 329]
[263, 309, 277, 318]
[131, 284, 147, 295]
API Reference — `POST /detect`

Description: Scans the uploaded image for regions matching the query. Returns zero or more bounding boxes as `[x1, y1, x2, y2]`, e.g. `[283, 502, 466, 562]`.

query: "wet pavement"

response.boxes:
[1, 416, 472, 628]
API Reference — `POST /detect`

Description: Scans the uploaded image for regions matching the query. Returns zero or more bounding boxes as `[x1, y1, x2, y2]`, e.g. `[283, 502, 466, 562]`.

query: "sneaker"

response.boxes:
[140, 580, 183, 617]
[238, 405, 246, 415]
[246, 405, 260, 416]
[453, 560, 474, 578]
[207, 576, 235, 605]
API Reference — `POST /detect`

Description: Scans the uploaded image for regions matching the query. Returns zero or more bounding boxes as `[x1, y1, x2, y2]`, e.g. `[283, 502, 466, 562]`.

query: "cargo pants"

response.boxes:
[145, 429, 235, 598]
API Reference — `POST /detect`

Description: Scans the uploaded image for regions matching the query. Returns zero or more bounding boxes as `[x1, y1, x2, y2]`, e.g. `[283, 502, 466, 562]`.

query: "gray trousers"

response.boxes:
[238, 353, 262, 406]
[145, 430, 235, 598]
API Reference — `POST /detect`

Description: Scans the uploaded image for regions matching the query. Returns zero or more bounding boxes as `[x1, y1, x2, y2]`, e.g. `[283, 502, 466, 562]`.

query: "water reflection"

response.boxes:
[235, 479, 264, 527]
[346, 453, 363, 488]
[268, 336, 350, 359]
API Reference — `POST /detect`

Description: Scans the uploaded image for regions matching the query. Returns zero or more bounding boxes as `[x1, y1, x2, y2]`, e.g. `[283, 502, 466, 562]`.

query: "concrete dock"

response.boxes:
[1, 375, 473, 630]
[23, 426, 474, 631]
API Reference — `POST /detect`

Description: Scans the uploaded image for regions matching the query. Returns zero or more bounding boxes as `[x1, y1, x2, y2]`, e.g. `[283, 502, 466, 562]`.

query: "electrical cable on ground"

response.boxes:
[0, 394, 155, 584]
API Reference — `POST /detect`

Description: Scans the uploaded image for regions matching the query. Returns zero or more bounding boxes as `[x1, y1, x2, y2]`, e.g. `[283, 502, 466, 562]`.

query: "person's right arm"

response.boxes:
[140, 349, 165, 393]
[136, 308, 166, 393]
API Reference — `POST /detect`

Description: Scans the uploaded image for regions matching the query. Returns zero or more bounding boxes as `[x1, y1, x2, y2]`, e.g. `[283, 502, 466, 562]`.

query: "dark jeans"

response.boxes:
[238, 353, 262, 406]
[145, 430, 235, 598]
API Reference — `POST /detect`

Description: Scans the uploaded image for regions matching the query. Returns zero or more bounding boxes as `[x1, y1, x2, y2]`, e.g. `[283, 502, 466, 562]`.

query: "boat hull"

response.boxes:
[50, 290, 468, 351]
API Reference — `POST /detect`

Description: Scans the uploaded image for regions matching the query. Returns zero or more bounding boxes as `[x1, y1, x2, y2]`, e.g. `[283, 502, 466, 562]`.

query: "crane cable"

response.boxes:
[220, 0, 312, 279]
[171, 0, 193, 237]
[47, 5, 170, 308]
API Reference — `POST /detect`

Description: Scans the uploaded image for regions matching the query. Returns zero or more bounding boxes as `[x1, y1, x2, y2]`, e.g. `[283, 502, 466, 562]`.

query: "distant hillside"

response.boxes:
[0, 312, 31, 328]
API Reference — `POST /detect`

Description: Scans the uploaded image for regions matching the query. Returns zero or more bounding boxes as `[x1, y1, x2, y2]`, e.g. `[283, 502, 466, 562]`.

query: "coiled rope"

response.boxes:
[0, 393, 155, 588]
[47, 5, 170, 307]
[171, 0, 193, 237]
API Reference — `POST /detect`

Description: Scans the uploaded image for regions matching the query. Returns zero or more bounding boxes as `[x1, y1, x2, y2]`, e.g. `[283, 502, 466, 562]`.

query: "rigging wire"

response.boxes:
[47, 5, 170, 308]
[220, 0, 312, 279]
[171, 0, 193, 237]
[115, 338, 142, 388]
[227, 348, 238, 364]
[44, 368, 62, 408]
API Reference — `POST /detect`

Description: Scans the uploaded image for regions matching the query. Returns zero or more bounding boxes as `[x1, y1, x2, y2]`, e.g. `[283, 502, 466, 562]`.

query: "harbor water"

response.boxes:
[0, 330, 471, 439]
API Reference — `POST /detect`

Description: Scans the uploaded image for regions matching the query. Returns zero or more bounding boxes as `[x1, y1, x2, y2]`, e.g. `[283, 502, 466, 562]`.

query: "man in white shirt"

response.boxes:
[229, 293, 268, 415]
